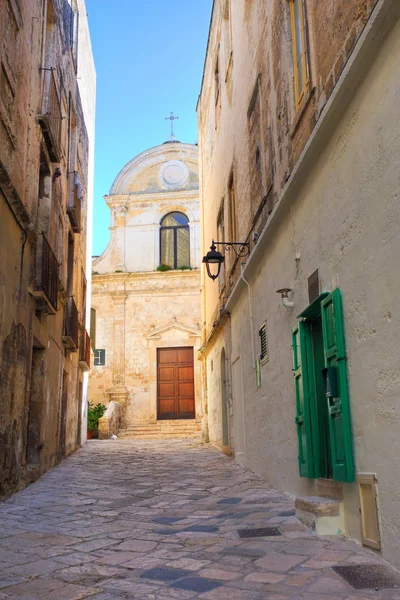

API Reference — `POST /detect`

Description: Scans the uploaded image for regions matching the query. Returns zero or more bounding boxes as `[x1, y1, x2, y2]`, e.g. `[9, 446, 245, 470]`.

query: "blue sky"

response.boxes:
[86, 0, 213, 256]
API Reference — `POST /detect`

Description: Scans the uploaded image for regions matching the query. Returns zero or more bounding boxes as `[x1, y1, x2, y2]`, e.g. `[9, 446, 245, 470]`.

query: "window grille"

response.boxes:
[259, 323, 268, 362]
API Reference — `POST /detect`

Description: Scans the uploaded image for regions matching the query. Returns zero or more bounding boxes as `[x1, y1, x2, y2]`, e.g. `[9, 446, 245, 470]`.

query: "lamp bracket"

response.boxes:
[213, 240, 250, 258]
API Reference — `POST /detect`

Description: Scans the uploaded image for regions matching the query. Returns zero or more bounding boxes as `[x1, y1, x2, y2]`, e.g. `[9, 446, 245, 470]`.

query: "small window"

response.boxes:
[247, 78, 265, 216]
[228, 173, 236, 242]
[289, 0, 310, 106]
[222, 0, 232, 76]
[214, 53, 221, 128]
[93, 349, 105, 366]
[214, 55, 220, 106]
[160, 212, 190, 269]
[308, 269, 319, 303]
[217, 204, 225, 291]
[259, 323, 268, 363]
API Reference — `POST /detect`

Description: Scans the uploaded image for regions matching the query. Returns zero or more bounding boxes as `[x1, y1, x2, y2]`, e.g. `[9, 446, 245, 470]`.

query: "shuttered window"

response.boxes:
[259, 323, 268, 362]
[289, 0, 310, 106]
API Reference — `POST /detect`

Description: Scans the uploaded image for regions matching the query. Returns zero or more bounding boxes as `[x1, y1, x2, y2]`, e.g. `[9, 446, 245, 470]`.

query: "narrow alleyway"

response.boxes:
[0, 439, 398, 600]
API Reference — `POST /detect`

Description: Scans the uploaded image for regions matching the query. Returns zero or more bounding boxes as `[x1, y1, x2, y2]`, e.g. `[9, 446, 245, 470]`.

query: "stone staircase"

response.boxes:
[118, 419, 202, 439]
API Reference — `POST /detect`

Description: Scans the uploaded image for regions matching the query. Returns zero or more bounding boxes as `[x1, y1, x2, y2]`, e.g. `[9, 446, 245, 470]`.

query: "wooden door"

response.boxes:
[157, 347, 195, 419]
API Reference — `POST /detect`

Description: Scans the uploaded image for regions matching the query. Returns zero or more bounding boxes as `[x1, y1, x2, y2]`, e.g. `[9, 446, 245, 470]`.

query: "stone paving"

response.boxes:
[0, 439, 399, 600]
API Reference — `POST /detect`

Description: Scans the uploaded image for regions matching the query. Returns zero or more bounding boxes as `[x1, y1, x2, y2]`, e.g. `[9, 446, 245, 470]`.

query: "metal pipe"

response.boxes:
[240, 263, 256, 368]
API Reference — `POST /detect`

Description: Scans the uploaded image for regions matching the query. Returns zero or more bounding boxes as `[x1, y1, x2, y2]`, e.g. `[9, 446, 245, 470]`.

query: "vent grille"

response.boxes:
[238, 527, 281, 538]
[259, 323, 268, 361]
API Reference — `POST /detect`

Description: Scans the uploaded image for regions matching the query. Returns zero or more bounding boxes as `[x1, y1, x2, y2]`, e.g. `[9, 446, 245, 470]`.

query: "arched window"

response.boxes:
[160, 212, 190, 269]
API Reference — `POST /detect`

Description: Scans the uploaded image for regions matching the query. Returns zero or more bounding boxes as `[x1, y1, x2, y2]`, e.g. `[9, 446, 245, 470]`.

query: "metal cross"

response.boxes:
[165, 112, 179, 137]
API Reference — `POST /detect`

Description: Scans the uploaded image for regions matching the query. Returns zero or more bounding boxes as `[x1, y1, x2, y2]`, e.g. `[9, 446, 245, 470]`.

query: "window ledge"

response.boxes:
[291, 85, 315, 138]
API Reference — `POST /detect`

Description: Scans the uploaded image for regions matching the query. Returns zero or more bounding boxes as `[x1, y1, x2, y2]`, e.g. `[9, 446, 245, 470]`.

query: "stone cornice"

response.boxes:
[104, 189, 199, 205]
[91, 270, 202, 295]
[92, 269, 200, 281]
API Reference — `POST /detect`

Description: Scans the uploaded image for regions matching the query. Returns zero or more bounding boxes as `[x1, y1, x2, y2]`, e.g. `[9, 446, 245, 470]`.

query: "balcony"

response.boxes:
[79, 330, 91, 371]
[62, 296, 79, 350]
[38, 69, 61, 162]
[32, 233, 59, 314]
[67, 172, 82, 233]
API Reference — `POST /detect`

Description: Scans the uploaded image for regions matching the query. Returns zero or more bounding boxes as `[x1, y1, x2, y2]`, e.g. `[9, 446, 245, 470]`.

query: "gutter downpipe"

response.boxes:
[240, 263, 256, 369]
[238, 263, 256, 466]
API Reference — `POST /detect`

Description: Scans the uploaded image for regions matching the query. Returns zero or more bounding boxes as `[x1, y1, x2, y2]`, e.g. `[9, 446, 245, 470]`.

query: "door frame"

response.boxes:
[157, 346, 195, 420]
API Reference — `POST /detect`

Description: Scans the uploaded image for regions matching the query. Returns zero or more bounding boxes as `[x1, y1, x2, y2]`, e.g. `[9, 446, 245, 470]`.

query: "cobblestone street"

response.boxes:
[0, 439, 399, 600]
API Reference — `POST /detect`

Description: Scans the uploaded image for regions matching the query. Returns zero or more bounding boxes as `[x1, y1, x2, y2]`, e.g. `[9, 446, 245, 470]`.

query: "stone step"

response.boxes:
[118, 420, 202, 439]
[118, 431, 202, 439]
[128, 419, 201, 427]
[126, 423, 201, 431]
[295, 495, 343, 536]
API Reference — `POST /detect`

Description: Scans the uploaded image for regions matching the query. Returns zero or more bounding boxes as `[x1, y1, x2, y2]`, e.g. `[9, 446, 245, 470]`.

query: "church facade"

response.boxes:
[89, 141, 203, 433]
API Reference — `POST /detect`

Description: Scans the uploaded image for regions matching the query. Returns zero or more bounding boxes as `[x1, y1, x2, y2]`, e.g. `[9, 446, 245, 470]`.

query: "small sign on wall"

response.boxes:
[94, 349, 105, 366]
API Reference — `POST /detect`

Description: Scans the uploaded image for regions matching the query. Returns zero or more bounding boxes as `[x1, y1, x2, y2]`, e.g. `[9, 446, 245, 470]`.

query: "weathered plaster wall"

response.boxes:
[198, 0, 400, 568]
[198, 0, 379, 338]
[0, 0, 94, 497]
[234, 16, 400, 565]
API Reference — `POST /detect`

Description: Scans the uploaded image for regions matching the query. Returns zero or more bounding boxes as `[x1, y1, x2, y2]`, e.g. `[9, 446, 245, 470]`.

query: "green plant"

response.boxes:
[115, 270, 124, 273]
[157, 264, 173, 271]
[92, 271, 99, 275]
[178, 265, 191, 270]
[87, 402, 106, 431]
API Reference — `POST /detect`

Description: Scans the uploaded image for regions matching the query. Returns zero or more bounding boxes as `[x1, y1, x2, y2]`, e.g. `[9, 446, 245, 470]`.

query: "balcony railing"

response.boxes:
[62, 296, 79, 350]
[67, 172, 82, 233]
[79, 330, 91, 371]
[32, 233, 59, 313]
[38, 69, 62, 162]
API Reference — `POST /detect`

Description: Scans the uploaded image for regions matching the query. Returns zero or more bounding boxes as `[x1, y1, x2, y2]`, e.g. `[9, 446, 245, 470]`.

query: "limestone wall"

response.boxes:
[89, 271, 202, 424]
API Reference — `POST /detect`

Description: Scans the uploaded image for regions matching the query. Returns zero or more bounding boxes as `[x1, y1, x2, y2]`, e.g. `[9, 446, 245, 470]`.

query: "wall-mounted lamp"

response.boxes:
[276, 287, 294, 308]
[202, 240, 250, 280]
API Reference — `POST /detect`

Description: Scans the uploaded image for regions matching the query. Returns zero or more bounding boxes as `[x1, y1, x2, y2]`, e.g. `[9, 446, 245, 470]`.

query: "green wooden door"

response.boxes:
[292, 321, 314, 478]
[321, 289, 354, 482]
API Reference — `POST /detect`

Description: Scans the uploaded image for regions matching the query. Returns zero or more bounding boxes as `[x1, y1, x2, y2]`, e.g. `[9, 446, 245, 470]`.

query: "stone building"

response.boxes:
[198, 0, 400, 567]
[0, 0, 95, 497]
[89, 140, 203, 437]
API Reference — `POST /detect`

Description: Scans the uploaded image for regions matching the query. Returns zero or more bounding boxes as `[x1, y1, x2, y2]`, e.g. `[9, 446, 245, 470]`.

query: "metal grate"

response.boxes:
[238, 527, 281, 538]
[332, 565, 400, 589]
[259, 323, 268, 361]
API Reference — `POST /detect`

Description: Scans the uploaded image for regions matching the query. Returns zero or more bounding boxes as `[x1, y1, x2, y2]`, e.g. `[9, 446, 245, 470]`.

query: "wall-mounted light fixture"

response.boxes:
[202, 240, 250, 281]
[276, 287, 294, 308]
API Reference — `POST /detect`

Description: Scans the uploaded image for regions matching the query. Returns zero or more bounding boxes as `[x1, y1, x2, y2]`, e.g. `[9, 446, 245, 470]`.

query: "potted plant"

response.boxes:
[87, 402, 106, 439]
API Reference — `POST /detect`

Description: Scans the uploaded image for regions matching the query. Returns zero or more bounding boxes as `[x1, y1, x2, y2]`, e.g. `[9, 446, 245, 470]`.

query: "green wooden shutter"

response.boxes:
[321, 289, 354, 482]
[292, 321, 314, 478]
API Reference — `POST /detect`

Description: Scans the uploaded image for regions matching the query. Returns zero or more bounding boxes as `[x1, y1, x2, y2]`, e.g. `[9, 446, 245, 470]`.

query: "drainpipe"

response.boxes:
[240, 263, 256, 369]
